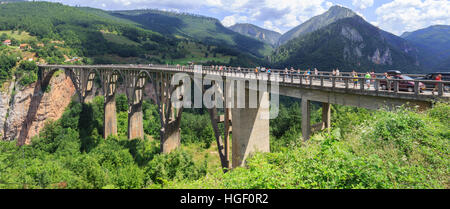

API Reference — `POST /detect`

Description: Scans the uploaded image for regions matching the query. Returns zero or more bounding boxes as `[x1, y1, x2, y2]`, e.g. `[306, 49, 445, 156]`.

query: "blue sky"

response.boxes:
[40, 0, 450, 35]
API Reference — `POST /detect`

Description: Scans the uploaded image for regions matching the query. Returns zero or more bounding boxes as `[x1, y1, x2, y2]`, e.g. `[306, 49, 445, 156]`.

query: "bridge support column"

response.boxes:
[302, 99, 311, 141]
[128, 104, 144, 140]
[322, 102, 331, 132]
[231, 90, 270, 168]
[101, 70, 119, 139]
[104, 94, 117, 139]
[304, 101, 332, 141]
[151, 72, 184, 153]
[126, 71, 146, 140]
[161, 120, 181, 154]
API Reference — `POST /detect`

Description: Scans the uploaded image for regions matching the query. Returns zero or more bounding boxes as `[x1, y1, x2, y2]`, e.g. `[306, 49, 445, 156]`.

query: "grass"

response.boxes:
[101, 32, 140, 46]
[0, 30, 37, 42]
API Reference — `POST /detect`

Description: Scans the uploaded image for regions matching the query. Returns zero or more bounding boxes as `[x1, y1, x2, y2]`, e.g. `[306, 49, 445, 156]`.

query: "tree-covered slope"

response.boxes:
[229, 23, 281, 47]
[0, 2, 268, 67]
[272, 16, 421, 73]
[402, 25, 450, 71]
[1, 92, 448, 189]
[0, 2, 179, 59]
[110, 9, 273, 58]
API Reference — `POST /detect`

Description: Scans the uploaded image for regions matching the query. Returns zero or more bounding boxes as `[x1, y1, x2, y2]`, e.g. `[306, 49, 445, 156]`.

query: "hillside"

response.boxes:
[109, 9, 273, 58]
[229, 23, 281, 47]
[401, 25, 450, 71]
[272, 11, 420, 72]
[278, 5, 357, 46]
[0, 2, 268, 67]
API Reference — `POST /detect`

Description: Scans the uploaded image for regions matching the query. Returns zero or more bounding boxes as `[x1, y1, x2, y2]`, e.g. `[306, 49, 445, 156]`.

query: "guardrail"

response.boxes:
[39, 64, 449, 98]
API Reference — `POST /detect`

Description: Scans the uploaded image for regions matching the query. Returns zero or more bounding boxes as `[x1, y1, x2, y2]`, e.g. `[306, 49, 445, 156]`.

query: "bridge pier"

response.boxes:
[302, 99, 332, 141]
[126, 72, 146, 140]
[128, 103, 144, 140]
[161, 120, 181, 153]
[101, 71, 119, 139]
[231, 89, 270, 168]
[104, 94, 117, 139]
[302, 99, 311, 141]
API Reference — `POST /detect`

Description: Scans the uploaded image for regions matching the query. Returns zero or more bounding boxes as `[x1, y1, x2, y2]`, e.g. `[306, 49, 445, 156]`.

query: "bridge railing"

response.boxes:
[198, 67, 449, 97]
[39, 64, 448, 98]
[272, 73, 450, 97]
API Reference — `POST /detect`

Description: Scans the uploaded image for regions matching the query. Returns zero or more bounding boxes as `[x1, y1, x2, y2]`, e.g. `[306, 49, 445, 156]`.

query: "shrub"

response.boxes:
[145, 150, 207, 186]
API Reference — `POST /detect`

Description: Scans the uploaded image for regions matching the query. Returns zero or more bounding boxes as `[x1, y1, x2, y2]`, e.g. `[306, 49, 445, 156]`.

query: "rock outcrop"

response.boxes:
[0, 81, 14, 138]
[3, 73, 76, 144]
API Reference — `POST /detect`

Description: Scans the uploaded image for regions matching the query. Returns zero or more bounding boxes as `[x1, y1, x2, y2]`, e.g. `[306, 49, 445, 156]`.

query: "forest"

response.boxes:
[0, 93, 448, 189]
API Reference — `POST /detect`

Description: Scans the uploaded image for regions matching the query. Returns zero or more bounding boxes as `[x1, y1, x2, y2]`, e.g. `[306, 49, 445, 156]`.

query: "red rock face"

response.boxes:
[4, 73, 76, 144]
[1, 71, 158, 144]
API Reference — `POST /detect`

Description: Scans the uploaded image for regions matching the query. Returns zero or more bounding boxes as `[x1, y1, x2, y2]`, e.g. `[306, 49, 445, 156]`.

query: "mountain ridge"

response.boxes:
[228, 23, 281, 47]
[272, 15, 421, 72]
[110, 9, 273, 58]
[278, 5, 357, 46]
[401, 25, 450, 71]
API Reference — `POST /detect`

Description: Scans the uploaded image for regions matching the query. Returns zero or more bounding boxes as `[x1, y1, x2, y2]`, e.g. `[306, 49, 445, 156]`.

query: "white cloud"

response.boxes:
[221, 14, 250, 27]
[47, 0, 334, 33]
[352, 0, 374, 10]
[375, 0, 450, 35]
[263, 21, 282, 33]
[219, 0, 331, 33]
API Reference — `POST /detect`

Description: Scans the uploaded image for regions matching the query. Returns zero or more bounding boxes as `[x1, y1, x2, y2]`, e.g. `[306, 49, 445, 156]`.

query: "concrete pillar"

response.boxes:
[104, 95, 117, 139]
[302, 99, 311, 141]
[160, 121, 181, 153]
[322, 102, 331, 132]
[128, 103, 144, 140]
[231, 90, 270, 168]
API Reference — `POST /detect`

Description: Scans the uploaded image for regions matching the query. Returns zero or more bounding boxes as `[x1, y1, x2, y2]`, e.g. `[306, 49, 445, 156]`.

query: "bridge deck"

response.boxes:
[39, 64, 450, 102]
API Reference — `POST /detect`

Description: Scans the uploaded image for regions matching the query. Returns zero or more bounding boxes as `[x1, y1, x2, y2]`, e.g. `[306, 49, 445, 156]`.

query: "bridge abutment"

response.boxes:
[231, 89, 270, 168]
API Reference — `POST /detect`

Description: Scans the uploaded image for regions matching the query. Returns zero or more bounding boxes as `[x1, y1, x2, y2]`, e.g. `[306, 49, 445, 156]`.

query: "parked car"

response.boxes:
[416, 72, 450, 92]
[379, 74, 426, 92]
[387, 70, 402, 76]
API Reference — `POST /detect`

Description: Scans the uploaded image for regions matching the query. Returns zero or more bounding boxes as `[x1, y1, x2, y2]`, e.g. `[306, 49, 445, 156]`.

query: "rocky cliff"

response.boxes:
[0, 70, 159, 145]
[2, 72, 76, 144]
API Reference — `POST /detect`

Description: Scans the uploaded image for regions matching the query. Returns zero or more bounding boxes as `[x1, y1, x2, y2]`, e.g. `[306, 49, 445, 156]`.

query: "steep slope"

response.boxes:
[278, 5, 357, 46]
[228, 23, 281, 47]
[272, 16, 420, 72]
[0, 2, 178, 60]
[110, 10, 273, 58]
[401, 25, 450, 70]
[0, 2, 264, 66]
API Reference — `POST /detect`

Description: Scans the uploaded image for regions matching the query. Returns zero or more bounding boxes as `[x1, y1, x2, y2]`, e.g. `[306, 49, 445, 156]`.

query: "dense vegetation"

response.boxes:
[111, 9, 273, 58]
[0, 90, 448, 188]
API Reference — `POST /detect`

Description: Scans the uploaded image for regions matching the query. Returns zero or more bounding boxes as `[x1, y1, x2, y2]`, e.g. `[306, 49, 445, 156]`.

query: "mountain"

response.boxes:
[272, 13, 421, 73]
[109, 10, 273, 58]
[401, 25, 450, 71]
[278, 5, 357, 46]
[0, 2, 267, 67]
[228, 23, 281, 47]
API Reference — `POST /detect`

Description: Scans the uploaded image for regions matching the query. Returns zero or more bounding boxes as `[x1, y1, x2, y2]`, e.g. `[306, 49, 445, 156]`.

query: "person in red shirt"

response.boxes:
[432, 74, 442, 95]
